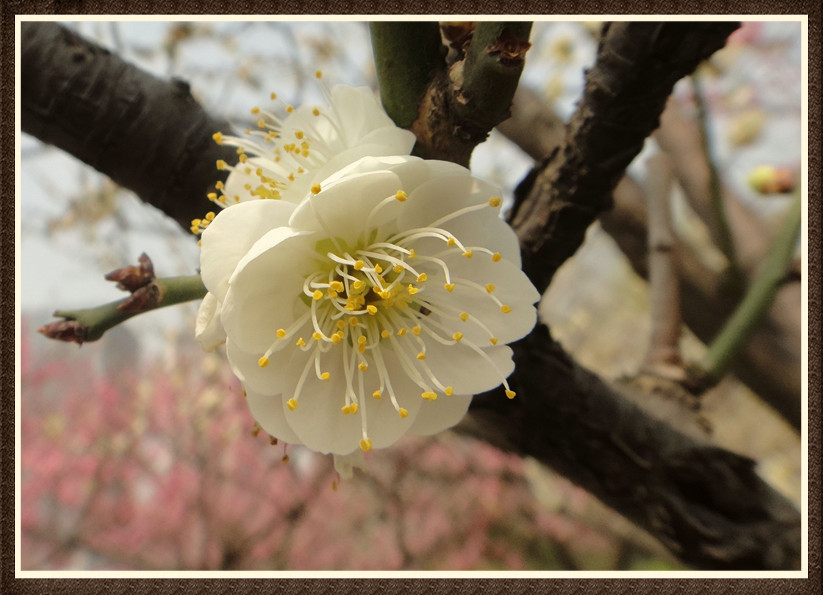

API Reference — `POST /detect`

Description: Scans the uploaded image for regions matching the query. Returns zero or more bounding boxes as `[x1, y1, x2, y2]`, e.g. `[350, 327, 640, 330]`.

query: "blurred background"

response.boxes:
[18, 20, 804, 571]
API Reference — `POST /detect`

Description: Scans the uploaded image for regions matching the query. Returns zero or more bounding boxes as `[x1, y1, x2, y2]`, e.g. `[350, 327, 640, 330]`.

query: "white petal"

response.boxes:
[199, 199, 296, 301]
[244, 386, 303, 445]
[408, 393, 472, 437]
[281, 355, 363, 455]
[225, 337, 303, 397]
[289, 170, 405, 245]
[194, 292, 226, 351]
[416, 338, 515, 395]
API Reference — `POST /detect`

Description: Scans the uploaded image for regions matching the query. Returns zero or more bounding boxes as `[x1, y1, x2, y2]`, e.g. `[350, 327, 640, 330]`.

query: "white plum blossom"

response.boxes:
[197, 155, 540, 477]
[202, 79, 416, 212]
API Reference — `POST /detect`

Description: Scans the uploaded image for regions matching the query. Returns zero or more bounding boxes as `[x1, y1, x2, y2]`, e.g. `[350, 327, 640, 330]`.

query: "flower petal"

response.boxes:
[408, 393, 473, 437]
[244, 386, 303, 445]
[225, 337, 303, 397]
[195, 292, 226, 351]
[200, 199, 296, 301]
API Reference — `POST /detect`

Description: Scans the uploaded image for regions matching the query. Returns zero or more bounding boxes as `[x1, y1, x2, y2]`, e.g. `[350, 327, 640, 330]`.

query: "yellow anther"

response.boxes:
[286, 398, 299, 411]
[341, 404, 352, 414]
[276, 328, 287, 338]
[312, 332, 323, 341]
[416, 273, 427, 282]
[332, 332, 343, 344]
[489, 196, 502, 207]
[359, 438, 373, 452]
[500, 305, 512, 314]
[336, 320, 346, 330]
[311, 183, 322, 194]
[408, 285, 419, 295]
[358, 362, 369, 372]
[296, 337, 306, 347]
[445, 386, 454, 396]
[395, 190, 408, 202]
[409, 249, 417, 258]
[354, 260, 365, 270]
[398, 408, 409, 418]
[412, 326, 421, 336]
[444, 283, 456, 292]
[492, 252, 502, 262]
[372, 390, 382, 399]
[191, 218, 202, 227]
[258, 356, 270, 368]
[381, 329, 391, 339]
[447, 237, 456, 247]
[452, 332, 463, 342]
[315, 70, 323, 79]
[330, 281, 344, 292]
[397, 328, 407, 337]
[490, 338, 499, 345]
[393, 264, 404, 273]
[505, 390, 516, 399]
[212, 132, 224, 145]
[416, 352, 426, 360]
[358, 344, 366, 353]
[312, 108, 320, 116]
[422, 391, 437, 401]
[352, 280, 365, 291]
[460, 312, 470, 322]
[463, 250, 473, 259]
[374, 263, 383, 274]
[288, 173, 295, 181]
[349, 317, 358, 327]
[251, 106, 260, 114]
[216, 160, 227, 170]
[270, 92, 277, 100]
[321, 372, 330, 381]
[215, 181, 224, 190]
[313, 290, 324, 300]
[286, 105, 294, 113]
[367, 305, 378, 315]
[257, 119, 267, 128]
[295, 130, 304, 139]
[357, 335, 368, 345]
[205, 212, 215, 221]
[485, 283, 496, 293]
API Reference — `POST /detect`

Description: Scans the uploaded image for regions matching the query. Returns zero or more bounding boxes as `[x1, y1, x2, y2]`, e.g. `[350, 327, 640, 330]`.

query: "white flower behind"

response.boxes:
[198, 155, 540, 477]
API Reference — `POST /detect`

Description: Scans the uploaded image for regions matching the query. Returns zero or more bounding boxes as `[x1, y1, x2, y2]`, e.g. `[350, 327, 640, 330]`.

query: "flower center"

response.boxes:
[257, 192, 519, 452]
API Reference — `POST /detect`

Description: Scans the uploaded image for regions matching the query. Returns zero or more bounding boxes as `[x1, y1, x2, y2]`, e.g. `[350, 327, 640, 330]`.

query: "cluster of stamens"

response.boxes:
[257, 187, 517, 452]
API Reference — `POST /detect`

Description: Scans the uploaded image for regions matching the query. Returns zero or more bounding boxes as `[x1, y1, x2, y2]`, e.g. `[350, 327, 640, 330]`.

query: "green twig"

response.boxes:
[369, 22, 443, 129]
[690, 192, 802, 390]
[40, 275, 207, 344]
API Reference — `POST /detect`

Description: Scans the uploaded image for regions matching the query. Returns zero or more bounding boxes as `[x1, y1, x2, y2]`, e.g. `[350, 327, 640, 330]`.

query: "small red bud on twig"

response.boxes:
[38, 320, 87, 345]
[105, 253, 155, 292]
[117, 281, 162, 313]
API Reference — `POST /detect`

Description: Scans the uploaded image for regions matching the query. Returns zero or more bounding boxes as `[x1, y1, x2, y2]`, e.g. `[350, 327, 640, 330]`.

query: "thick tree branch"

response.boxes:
[510, 22, 740, 294]
[21, 21, 801, 569]
[500, 86, 802, 430]
[21, 21, 237, 231]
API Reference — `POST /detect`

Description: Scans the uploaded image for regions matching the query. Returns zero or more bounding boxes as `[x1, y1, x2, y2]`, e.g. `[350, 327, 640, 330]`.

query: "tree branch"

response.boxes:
[20, 21, 238, 231]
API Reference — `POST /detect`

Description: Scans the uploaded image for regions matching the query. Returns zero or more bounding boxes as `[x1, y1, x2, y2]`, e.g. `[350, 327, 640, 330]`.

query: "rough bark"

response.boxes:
[20, 21, 238, 231]
[500, 86, 802, 430]
[19, 21, 802, 569]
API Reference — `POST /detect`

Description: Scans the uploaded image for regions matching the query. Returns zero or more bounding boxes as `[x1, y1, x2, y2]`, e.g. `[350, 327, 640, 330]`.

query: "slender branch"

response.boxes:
[691, 72, 745, 290]
[369, 22, 443, 129]
[39, 275, 207, 344]
[642, 152, 685, 379]
[690, 192, 802, 390]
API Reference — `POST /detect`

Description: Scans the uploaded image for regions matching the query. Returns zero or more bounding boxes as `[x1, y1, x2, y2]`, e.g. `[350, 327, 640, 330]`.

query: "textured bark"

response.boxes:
[500, 85, 802, 430]
[510, 22, 741, 294]
[20, 21, 238, 231]
[20, 21, 803, 569]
